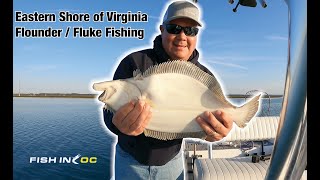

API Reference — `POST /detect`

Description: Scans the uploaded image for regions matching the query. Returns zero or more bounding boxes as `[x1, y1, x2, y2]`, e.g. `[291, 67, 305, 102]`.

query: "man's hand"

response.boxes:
[195, 110, 233, 142]
[112, 100, 152, 136]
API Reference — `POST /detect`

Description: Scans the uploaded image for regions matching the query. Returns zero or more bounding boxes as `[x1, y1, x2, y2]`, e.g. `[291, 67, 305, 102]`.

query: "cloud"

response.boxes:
[202, 39, 234, 47]
[205, 29, 235, 35]
[206, 60, 248, 70]
[204, 56, 284, 62]
[265, 35, 288, 41]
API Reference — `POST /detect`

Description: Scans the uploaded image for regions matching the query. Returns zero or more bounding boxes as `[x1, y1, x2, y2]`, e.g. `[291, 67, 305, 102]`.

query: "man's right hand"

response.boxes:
[112, 100, 152, 136]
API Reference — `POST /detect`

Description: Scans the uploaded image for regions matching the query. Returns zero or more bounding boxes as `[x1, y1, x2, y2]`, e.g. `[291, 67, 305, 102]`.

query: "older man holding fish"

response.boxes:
[97, 1, 235, 179]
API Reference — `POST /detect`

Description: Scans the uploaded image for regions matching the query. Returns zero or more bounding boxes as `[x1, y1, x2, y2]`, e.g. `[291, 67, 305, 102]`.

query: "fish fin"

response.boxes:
[103, 104, 116, 114]
[233, 93, 262, 128]
[133, 69, 143, 80]
[143, 129, 207, 140]
[92, 80, 114, 91]
[142, 60, 231, 105]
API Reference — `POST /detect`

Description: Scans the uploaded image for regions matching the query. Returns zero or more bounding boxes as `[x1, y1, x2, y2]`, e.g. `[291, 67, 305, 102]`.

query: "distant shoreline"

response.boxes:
[13, 93, 283, 99]
[13, 93, 96, 98]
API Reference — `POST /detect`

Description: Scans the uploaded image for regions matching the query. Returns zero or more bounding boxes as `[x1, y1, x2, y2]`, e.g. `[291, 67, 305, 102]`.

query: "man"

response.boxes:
[103, 1, 233, 179]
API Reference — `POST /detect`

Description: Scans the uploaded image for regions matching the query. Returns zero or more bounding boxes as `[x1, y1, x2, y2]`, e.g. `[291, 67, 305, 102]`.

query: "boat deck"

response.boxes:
[182, 115, 307, 180]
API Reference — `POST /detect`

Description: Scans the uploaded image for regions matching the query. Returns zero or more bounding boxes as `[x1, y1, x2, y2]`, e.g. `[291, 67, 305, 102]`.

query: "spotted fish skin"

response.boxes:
[93, 60, 262, 140]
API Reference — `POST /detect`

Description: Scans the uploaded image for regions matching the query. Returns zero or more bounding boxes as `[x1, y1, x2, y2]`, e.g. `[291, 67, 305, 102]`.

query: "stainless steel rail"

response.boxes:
[265, 0, 307, 179]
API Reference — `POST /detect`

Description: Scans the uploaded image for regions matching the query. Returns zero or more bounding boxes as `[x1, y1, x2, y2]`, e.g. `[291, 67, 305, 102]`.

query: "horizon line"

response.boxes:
[13, 93, 284, 98]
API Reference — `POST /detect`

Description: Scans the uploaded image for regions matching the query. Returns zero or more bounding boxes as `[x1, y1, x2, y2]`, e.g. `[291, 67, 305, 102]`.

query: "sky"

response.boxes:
[13, 0, 289, 95]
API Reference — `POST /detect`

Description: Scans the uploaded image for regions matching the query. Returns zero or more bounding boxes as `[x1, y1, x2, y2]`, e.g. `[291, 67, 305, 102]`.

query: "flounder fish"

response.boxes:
[93, 60, 261, 140]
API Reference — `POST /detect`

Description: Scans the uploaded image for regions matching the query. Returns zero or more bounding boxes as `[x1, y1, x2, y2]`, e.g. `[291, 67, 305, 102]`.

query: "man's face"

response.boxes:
[160, 18, 199, 61]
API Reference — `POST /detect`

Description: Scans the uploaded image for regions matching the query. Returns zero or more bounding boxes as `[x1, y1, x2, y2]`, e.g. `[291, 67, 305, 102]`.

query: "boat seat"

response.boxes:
[192, 116, 308, 180]
[193, 157, 307, 180]
[223, 116, 280, 142]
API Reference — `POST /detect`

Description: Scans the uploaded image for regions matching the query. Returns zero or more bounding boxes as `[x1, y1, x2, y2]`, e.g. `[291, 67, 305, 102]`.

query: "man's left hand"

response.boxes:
[196, 110, 233, 142]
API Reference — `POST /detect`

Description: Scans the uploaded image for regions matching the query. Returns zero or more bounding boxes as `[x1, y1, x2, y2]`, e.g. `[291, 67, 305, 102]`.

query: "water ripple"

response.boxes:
[14, 98, 114, 180]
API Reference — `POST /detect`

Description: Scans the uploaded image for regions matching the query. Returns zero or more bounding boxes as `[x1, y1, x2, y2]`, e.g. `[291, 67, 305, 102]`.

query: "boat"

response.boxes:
[184, 0, 307, 179]
[182, 114, 307, 180]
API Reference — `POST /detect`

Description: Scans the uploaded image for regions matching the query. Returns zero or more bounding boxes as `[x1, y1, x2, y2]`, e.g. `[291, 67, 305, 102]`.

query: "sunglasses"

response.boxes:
[165, 24, 199, 37]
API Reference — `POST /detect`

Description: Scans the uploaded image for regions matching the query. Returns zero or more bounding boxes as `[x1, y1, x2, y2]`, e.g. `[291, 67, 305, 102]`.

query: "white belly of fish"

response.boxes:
[131, 73, 228, 133]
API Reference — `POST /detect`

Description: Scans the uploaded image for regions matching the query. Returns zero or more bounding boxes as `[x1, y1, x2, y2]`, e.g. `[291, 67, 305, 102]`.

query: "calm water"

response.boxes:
[13, 98, 116, 180]
[229, 97, 283, 117]
[13, 97, 283, 180]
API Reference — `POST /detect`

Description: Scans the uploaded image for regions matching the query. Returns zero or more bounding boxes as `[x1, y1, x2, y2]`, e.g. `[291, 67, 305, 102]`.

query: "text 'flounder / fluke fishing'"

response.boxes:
[93, 60, 262, 140]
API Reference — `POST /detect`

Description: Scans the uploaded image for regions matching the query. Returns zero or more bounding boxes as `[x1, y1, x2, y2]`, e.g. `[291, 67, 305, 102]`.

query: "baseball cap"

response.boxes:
[162, 1, 202, 27]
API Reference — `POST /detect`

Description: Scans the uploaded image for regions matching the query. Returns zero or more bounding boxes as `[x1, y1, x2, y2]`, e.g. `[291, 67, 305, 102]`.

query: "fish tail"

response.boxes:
[233, 93, 262, 128]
